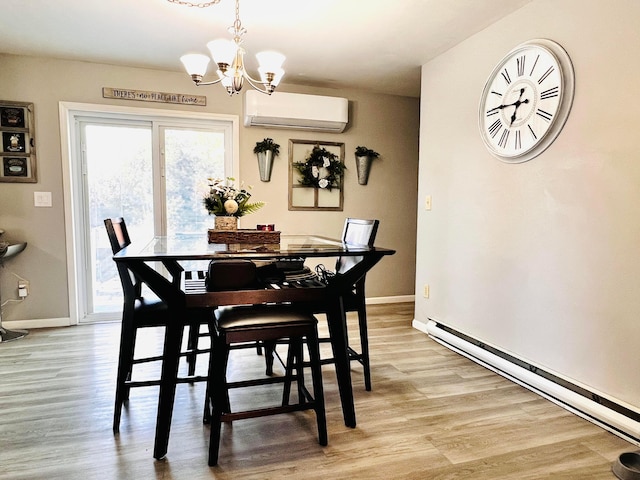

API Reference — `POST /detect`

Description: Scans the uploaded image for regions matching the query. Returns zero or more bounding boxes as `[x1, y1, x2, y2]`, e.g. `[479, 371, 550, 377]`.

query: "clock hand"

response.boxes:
[487, 87, 529, 117]
[509, 88, 529, 126]
[486, 104, 509, 114]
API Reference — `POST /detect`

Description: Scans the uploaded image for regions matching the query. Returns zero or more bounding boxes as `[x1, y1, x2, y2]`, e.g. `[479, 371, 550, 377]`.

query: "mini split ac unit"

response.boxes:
[244, 91, 348, 133]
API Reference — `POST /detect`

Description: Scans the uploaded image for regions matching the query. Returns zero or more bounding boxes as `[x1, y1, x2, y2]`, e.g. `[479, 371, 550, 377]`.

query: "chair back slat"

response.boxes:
[336, 218, 379, 275]
[104, 217, 131, 254]
[104, 217, 138, 299]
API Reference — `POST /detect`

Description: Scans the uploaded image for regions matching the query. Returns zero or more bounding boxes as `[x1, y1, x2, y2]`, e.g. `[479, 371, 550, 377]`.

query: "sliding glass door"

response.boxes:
[72, 111, 234, 321]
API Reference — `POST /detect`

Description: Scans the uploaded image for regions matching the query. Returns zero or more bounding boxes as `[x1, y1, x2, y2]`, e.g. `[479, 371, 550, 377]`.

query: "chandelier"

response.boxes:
[173, 0, 285, 96]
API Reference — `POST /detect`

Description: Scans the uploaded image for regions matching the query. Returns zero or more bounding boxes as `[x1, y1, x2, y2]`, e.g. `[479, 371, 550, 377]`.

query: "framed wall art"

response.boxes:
[288, 139, 345, 211]
[0, 100, 37, 183]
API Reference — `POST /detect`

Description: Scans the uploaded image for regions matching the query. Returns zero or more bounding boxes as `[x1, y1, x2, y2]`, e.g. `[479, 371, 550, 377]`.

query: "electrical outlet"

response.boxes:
[423, 284, 430, 298]
[18, 280, 29, 298]
[425, 195, 432, 210]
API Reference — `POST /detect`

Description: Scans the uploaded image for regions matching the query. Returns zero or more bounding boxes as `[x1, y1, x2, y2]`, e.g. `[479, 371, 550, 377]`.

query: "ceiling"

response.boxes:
[1, 0, 532, 98]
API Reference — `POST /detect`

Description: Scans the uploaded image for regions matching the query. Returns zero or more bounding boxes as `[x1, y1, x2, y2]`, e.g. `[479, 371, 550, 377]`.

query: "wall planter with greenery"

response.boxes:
[354, 146, 380, 185]
[253, 138, 280, 182]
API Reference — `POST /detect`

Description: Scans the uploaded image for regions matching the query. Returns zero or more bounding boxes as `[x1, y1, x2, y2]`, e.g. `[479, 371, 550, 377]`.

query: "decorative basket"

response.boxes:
[207, 229, 281, 245]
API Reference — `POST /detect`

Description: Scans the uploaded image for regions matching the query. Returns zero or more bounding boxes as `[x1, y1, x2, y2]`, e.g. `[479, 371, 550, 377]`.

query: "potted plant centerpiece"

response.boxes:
[354, 145, 380, 185]
[253, 138, 280, 182]
[203, 177, 264, 230]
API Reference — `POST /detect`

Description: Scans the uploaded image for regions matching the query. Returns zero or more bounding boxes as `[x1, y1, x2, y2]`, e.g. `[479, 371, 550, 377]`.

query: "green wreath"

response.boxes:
[292, 145, 345, 190]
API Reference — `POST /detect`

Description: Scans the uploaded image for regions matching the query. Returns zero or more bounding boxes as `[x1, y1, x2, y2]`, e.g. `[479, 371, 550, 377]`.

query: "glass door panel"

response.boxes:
[163, 127, 226, 236]
[83, 123, 153, 313]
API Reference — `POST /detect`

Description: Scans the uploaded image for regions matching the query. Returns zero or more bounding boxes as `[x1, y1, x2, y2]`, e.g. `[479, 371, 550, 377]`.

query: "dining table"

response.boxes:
[113, 232, 395, 460]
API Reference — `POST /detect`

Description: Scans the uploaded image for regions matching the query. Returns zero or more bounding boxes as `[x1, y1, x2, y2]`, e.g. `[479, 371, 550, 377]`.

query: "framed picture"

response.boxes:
[1, 106, 26, 128]
[288, 139, 345, 211]
[0, 100, 36, 183]
[1, 157, 36, 182]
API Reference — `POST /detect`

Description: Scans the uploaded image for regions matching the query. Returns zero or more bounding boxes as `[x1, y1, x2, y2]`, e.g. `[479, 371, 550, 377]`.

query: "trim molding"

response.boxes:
[3, 317, 71, 329]
[367, 295, 414, 305]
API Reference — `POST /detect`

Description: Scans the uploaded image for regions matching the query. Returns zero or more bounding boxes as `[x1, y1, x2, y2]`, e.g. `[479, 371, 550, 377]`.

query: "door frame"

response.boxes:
[59, 101, 240, 325]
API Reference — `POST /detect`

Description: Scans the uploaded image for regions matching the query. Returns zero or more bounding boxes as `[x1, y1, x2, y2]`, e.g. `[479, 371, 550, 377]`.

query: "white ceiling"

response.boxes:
[1, 0, 532, 98]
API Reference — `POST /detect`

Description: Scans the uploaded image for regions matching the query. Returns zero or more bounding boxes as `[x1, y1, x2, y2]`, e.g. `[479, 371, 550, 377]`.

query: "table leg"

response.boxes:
[153, 308, 184, 459]
[325, 295, 356, 428]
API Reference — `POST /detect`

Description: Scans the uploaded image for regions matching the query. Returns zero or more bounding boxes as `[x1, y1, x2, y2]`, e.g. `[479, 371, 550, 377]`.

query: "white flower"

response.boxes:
[312, 165, 319, 178]
[224, 199, 239, 214]
[318, 178, 329, 189]
[323, 157, 330, 168]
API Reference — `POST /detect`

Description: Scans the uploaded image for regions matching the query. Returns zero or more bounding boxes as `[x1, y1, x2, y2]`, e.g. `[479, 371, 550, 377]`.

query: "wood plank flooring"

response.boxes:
[0, 303, 634, 479]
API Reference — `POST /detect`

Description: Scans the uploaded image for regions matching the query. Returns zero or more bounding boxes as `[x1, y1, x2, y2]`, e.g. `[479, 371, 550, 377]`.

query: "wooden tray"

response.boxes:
[207, 229, 281, 244]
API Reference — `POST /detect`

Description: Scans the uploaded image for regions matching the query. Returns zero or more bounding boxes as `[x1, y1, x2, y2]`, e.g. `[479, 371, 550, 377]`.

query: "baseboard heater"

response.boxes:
[425, 319, 640, 445]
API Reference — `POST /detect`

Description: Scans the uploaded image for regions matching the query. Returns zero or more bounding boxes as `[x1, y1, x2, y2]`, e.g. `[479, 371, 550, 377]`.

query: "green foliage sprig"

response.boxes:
[355, 146, 380, 158]
[253, 138, 280, 156]
[293, 145, 345, 190]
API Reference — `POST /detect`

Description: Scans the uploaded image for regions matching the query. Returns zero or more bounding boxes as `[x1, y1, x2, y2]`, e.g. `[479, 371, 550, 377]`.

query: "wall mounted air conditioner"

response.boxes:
[244, 91, 348, 133]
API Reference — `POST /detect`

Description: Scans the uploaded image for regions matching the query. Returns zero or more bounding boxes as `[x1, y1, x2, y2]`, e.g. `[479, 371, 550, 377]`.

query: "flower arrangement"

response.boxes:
[355, 145, 380, 158]
[292, 145, 345, 190]
[203, 177, 265, 217]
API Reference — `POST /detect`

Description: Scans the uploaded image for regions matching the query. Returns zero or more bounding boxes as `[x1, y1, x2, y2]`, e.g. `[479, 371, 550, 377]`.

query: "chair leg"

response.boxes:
[113, 314, 136, 433]
[187, 323, 200, 377]
[282, 340, 295, 406]
[208, 335, 230, 466]
[202, 382, 211, 425]
[357, 306, 372, 392]
[306, 328, 328, 446]
[281, 338, 304, 406]
[264, 340, 275, 376]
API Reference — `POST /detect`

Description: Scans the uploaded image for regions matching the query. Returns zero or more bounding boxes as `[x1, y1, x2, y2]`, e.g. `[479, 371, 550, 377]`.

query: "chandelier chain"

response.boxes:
[166, 0, 222, 8]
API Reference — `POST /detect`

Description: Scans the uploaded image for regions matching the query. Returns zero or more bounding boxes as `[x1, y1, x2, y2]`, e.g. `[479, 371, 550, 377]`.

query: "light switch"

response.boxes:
[34, 191, 52, 207]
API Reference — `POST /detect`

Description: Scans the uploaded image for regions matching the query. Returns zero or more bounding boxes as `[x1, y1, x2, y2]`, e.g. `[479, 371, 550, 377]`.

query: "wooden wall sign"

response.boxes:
[102, 87, 206, 106]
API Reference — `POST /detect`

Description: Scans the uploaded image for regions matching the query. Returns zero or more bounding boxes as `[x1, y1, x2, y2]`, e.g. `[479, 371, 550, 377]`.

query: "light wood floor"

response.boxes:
[0, 303, 634, 479]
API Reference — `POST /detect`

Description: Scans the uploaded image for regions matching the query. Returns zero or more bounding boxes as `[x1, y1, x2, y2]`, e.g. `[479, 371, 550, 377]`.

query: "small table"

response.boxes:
[114, 233, 395, 459]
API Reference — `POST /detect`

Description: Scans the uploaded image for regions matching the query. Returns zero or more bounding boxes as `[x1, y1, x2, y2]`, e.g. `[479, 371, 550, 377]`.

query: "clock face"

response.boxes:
[479, 39, 574, 163]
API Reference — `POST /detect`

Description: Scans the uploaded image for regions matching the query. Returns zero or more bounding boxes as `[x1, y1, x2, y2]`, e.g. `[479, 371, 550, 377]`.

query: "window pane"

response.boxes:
[84, 124, 153, 313]
[163, 128, 225, 236]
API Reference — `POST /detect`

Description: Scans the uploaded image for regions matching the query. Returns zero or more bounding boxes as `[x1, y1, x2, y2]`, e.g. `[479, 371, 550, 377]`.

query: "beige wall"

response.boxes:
[0, 54, 418, 324]
[416, 0, 640, 410]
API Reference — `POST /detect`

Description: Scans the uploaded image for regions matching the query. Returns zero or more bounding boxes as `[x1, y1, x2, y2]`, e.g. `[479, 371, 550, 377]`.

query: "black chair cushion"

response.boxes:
[215, 305, 317, 332]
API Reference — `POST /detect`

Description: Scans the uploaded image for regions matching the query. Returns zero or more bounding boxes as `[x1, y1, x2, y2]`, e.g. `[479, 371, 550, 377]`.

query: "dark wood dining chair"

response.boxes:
[206, 303, 327, 466]
[312, 218, 379, 391]
[104, 217, 211, 432]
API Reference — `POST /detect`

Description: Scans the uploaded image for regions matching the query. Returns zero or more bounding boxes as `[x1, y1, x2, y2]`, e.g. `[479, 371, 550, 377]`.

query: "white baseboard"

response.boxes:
[3, 297, 415, 332]
[419, 318, 640, 446]
[367, 295, 414, 305]
[3, 317, 71, 330]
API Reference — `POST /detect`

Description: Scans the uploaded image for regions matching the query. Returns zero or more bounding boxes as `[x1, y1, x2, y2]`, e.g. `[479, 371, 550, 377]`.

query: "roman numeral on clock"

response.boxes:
[517, 55, 526, 76]
[527, 124, 537, 140]
[540, 86, 559, 99]
[529, 54, 540, 76]
[536, 109, 553, 122]
[488, 118, 503, 137]
[514, 130, 522, 150]
[538, 66, 555, 84]
[501, 68, 511, 85]
[498, 129, 510, 148]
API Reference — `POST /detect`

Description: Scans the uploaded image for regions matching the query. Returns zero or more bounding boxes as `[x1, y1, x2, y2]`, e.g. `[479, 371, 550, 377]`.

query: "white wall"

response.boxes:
[416, 0, 640, 411]
[0, 54, 419, 325]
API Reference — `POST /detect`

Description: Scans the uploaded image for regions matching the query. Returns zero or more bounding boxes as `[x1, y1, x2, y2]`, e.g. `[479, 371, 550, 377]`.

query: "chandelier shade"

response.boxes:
[175, 0, 285, 96]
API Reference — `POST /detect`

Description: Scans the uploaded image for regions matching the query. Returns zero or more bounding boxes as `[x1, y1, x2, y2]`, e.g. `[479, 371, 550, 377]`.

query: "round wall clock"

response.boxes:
[478, 39, 575, 163]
